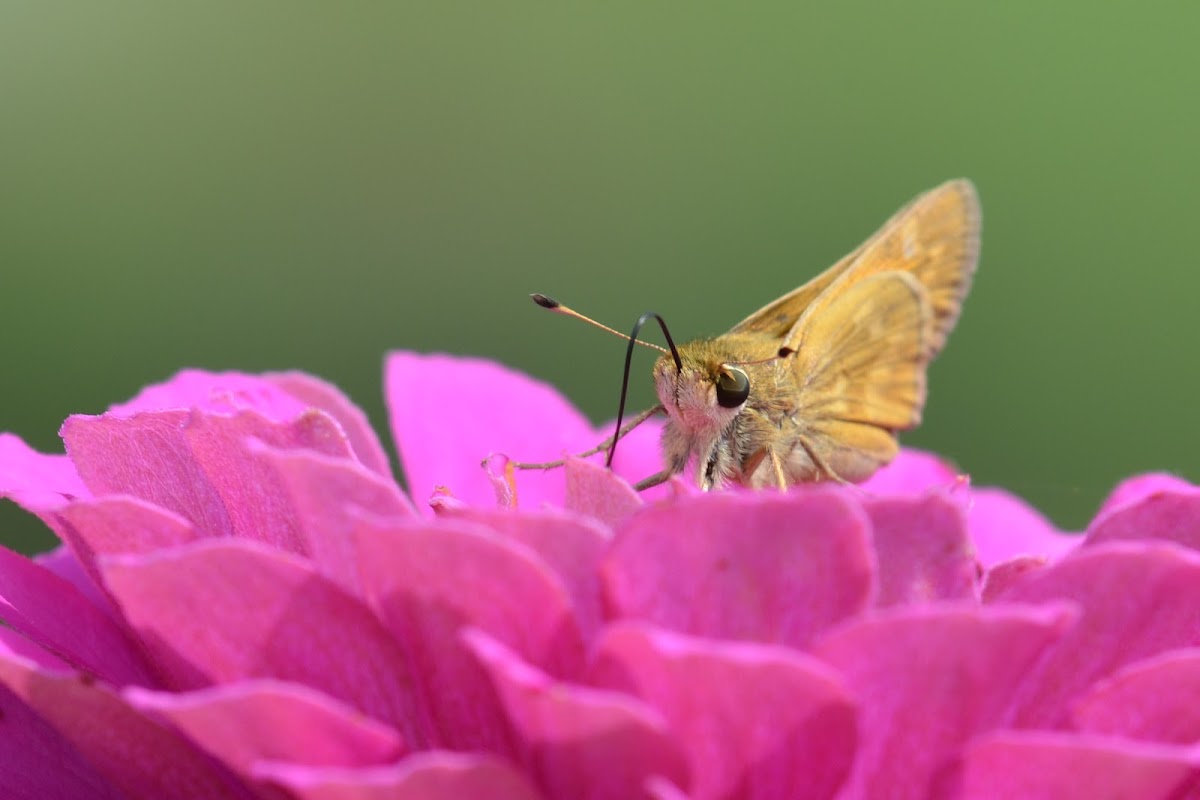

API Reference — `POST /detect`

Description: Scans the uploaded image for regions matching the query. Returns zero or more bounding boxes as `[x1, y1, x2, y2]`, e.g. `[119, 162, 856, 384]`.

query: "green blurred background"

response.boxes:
[3, 3, 1197, 554]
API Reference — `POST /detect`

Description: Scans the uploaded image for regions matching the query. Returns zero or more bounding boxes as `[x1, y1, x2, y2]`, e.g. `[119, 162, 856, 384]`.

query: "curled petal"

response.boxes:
[864, 493, 977, 606]
[0, 544, 152, 687]
[0, 432, 90, 509]
[602, 490, 875, 647]
[50, 496, 200, 598]
[0, 627, 70, 670]
[1094, 472, 1198, 520]
[464, 629, 688, 800]
[355, 517, 585, 751]
[1086, 481, 1200, 553]
[0, 651, 260, 799]
[62, 408, 352, 551]
[125, 680, 406, 774]
[564, 456, 642, 529]
[103, 367, 391, 475]
[601, 415, 671, 501]
[251, 443, 414, 593]
[934, 730, 1199, 800]
[99, 539, 425, 745]
[994, 542, 1200, 728]
[967, 487, 1077, 567]
[1071, 648, 1200, 745]
[859, 447, 961, 496]
[979, 555, 1047, 602]
[34, 543, 116, 616]
[441, 507, 610, 641]
[254, 751, 546, 800]
[588, 622, 856, 800]
[266, 370, 396, 478]
[0, 672, 129, 799]
[813, 603, 1075, 800]
[108, 369, 308, 420]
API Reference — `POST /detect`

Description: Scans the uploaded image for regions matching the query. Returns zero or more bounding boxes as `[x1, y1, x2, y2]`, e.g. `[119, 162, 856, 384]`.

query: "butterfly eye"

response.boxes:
[715, 367, 750, 408]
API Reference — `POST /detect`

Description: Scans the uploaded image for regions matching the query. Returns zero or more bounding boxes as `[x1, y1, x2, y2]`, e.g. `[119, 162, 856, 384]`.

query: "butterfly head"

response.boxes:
[653, 343, 752, 432]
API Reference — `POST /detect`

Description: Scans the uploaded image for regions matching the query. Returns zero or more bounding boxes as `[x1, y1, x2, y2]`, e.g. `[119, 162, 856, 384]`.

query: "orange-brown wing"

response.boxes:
[733, 179, 980, 358]
[728, 248, 860, 339]
[791, 270, 930, 436]
[788, 179, 979, 359]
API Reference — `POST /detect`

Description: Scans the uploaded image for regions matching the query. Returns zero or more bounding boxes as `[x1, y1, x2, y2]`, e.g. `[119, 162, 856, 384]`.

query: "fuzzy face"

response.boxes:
[651, 343, 763, 489]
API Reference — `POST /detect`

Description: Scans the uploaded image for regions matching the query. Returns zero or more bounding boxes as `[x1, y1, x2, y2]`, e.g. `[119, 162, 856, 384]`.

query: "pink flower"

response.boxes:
[1, 352, 1198, 799]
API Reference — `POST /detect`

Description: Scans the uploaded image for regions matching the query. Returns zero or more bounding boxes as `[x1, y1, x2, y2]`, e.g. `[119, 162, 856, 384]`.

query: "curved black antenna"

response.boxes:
[608, 312, 682, 467]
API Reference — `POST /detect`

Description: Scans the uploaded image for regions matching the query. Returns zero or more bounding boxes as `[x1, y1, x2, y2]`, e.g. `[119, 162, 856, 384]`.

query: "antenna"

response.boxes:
[531, 294, 672, 356]
[607, 310, 682, 466]
[529, 292, 682, 467]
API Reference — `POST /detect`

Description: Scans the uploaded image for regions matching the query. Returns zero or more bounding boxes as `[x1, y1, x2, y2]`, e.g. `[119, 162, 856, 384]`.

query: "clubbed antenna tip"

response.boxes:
[526, 293, 672, 358]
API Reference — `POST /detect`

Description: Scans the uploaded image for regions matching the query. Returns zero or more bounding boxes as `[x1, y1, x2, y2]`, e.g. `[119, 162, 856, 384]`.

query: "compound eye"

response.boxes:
[715, 366, 750, 408]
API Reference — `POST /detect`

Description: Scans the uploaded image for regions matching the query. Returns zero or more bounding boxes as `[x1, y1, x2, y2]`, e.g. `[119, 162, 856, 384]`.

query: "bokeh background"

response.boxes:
[3, 4, 1197, 554]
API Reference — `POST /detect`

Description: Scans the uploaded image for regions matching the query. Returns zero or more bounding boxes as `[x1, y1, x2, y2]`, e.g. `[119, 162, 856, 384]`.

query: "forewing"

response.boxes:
[729, 248, 859, 339]
[791, 270, 930, 435]
[787, 179, 980, 358]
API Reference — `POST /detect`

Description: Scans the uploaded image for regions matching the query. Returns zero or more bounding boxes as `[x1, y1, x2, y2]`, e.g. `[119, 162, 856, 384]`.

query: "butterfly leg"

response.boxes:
[510, 405, 665, 470]
[634, 469, 675, 491]
[797, 436, 852, 485]
[768, 448, 788, 491]
[736, 445, 788, 491]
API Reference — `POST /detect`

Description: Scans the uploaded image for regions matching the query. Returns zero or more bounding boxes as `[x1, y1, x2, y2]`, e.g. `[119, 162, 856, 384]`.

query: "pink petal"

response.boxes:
[602, 490, 875, 647]
[979, 555, 1047, 602]
[34, 543, 116, 617]
[254, 752, 546, 800]
[0, 544, 152, 686]
[0, 651, 261, 799]
[49, 496, 200, 600]
[859, 447, 961, 496]
[0, 626, 70, 669]
[1094, 472, 1198, 520]
[0, 432, 90, 509]
[443, 507, 611, 642]
[354, 517, 585, 750]
[1086, 484, 1200, 553]
[251, 443, 414, 594]
[62, 408, 352, 551]
[99, 539, 425, 745]
[993, 542, 1200, 728]
[1071, 649, 1200, 745]
[564, 456, 643, 529]
[0, 658, 128, 800]
[813, 603, 1075, 800]
[108, 368, 308, 420]
[603, 414, 671, 501]
[125, 680, 406, 774]
[266, 370, 396, 478]
[464, 629, 689, 800]
[864, 493, 977, 607]
[967, 487, 1078, 567]
[588, 622, 856, 800]
[386, 351, 594, 511]
[935, 730, 1198, 800]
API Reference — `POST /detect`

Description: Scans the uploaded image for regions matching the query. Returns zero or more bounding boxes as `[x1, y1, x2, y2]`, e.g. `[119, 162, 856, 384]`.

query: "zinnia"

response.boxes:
[1, 351, 1198, 799]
